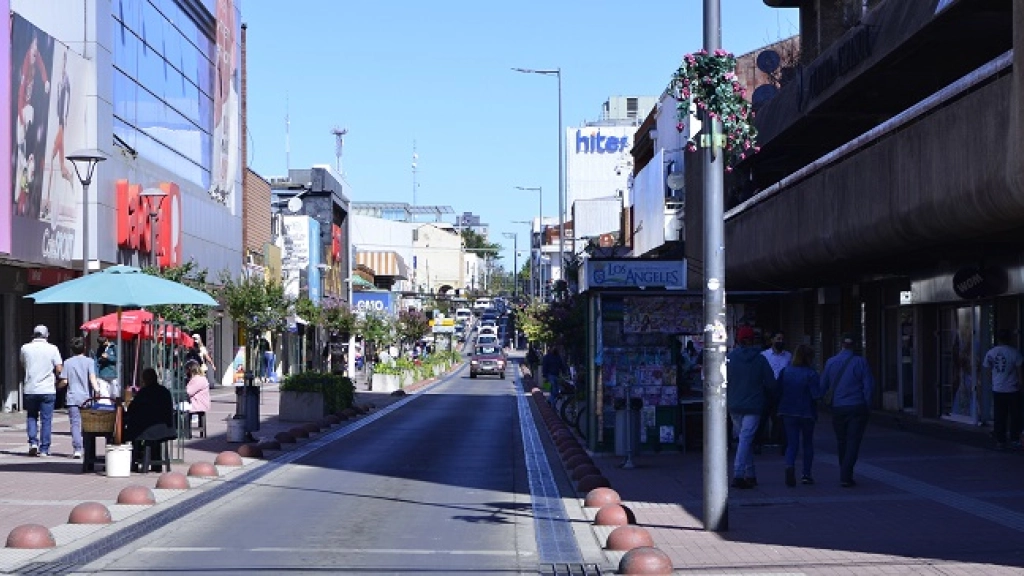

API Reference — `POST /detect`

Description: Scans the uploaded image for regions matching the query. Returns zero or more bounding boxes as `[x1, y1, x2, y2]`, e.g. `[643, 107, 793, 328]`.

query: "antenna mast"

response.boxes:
[331, 126, 348, 175]
[411, 141, 419, 206]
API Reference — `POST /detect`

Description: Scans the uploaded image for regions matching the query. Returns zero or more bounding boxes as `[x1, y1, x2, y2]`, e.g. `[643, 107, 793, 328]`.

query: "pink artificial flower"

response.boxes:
[754, 146, 761, 153]
[725, 166, 734, 173]
[687, 143, 697, 153]
[676, 122, 685, 132]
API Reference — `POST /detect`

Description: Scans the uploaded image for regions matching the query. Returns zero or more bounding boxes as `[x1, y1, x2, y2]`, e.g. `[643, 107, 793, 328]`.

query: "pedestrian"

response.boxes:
[542, 345, 567, 407]
[727, 325, 775, 489]
[182, 360, 211, 415]
[982, 329, 1023, 450]
[821, 332, 875, 487]
[775, 344, 824, 486]
[756, 331, 792, 454]
[526, 344, 540, 379]
[190, 334, 216, 383]
[20, 325, 63, 457]
[63, 336, 98, 459]
[94, 334, 118, 402]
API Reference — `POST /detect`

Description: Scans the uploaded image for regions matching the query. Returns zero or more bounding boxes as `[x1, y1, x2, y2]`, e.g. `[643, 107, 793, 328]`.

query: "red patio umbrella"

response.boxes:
[81, 310, 194, 348]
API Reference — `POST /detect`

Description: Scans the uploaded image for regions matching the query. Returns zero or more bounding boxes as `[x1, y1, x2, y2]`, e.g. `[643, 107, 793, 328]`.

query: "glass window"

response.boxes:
[112, 69, 138, 124]
[140, 2, 164, 60]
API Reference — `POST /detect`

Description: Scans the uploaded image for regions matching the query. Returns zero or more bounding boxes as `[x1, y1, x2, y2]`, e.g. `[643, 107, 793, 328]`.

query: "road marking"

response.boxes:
[139, 547, 526, 556]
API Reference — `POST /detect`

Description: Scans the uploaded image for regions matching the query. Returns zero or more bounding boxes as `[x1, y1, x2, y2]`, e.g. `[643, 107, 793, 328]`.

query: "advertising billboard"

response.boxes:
[210, 0, 241, 206]
[352, 292, 396, 316]
[281, 215, 321, 303]
[10, 15, 91, 266]
[565, 125, 635, 212]
[0, 1, 9, 254]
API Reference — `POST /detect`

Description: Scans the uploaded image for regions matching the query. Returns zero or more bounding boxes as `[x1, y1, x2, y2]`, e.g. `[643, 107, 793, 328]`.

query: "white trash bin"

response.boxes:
[106, 444, 133, 477]
[226, 418, 245, 443]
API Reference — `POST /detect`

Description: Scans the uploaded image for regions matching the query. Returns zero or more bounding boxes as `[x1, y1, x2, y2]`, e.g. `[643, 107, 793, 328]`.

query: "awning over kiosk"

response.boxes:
[355, 251, 409, 279]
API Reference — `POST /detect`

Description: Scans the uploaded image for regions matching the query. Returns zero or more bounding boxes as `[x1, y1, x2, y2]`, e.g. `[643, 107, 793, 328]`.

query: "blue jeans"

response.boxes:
[545, 374, 560, 406]
[731, 412, 761, 478]
[25, 393, 56, 454]
[782, 416, 816, 476]
[262, 352, 275, 381]
[832, 404, 869, 483]
[67, 405, 83, 453]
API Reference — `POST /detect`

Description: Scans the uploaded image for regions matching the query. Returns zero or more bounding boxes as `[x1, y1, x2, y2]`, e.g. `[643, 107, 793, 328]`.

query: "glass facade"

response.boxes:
[112, 0, 214, 190]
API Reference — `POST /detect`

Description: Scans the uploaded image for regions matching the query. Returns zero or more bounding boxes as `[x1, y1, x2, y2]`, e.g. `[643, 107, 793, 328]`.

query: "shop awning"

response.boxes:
[355, 250, 409, 279]
[351, 275, 376, 289]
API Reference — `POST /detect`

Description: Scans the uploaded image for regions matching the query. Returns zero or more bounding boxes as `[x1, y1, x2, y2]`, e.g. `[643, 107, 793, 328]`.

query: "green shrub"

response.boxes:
[280, 371, 355, 414]
[374, 362, 403, 375]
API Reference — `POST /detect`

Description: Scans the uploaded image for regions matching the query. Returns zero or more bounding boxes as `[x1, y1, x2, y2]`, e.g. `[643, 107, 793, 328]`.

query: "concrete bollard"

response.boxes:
[257, 440, 281, 451]
[605, 525, 655, 551]
[68, 502, 112, 524]
[565, 454, 595, 470]
[237, 444, 264, 459]
[187, 462, 219, 478]
[274, 432, 296, 444]
[215, 451, 244, 466]
[288, 427, 310, 439]
[618, 546, 674, 575]
[117, 485, 156, 505]
[6, 524, 55, 549]
[155, 471, 190, 490]
[571, 464, 602, 482]
[577, 474, 611, 493]
[593, 503, 636, 526]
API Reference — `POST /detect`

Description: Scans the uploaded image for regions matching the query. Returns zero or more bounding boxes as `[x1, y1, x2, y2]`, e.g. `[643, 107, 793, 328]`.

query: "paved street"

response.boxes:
[0, 355, 1022, 574]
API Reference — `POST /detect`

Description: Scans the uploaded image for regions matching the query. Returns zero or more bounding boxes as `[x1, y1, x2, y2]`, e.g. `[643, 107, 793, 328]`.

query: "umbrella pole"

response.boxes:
[115, 308, 123, 444]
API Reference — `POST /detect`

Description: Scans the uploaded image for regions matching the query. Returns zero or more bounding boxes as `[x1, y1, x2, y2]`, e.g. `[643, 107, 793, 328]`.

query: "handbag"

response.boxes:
[822, 356, 854, 407]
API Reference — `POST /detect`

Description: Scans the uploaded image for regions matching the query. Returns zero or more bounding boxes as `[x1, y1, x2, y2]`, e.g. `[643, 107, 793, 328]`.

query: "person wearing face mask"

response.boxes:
[756, 331, 792, 455]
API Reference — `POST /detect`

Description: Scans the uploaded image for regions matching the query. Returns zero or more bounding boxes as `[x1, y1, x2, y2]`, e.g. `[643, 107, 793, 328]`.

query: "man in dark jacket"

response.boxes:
[727, 326, 775, 489]
[542, 346, 567, 407]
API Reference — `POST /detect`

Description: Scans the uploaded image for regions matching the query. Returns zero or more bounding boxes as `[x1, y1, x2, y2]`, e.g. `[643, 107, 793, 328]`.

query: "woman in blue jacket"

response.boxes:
[775, 344, 825, 486]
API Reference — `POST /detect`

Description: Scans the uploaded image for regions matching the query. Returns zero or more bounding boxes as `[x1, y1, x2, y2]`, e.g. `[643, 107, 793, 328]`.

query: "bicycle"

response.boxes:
[554, 375, 585, 438]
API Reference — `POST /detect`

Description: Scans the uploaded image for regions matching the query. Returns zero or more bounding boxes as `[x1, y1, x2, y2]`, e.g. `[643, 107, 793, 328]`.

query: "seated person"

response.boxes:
[124, 367, 175, 470]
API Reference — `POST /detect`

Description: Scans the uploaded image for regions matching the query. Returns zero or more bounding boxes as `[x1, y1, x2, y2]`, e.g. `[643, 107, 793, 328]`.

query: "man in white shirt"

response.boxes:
[20, 325, 63, 456]
[983, 329, 1024, 449]
[756, 331, 793, 454]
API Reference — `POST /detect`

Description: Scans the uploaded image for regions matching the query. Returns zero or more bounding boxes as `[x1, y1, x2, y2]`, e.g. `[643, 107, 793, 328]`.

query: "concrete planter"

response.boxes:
[372, 373, 400, 393]
[402, 373, 414, 388]
[280, 391, 324, 422]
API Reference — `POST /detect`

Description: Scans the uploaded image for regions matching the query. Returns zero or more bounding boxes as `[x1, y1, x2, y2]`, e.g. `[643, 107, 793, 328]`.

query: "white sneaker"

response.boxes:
[37, 452, 49, 457]
[72, 452, 82, 459]
[27, 445, 38, 457]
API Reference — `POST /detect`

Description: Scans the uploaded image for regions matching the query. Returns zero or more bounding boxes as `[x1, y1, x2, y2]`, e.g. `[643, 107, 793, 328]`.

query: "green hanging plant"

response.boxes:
[671, 49, 759, 172]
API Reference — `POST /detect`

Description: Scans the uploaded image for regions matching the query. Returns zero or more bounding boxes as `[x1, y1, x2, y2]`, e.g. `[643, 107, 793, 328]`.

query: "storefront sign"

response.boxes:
[581, 259, 686, 291]
[115, 180, 182, 268]
[953, 265, 1007, 299]
[27, 267, 76, 287]
[575, 130, 629, 154]
[353, 292, 395, 316]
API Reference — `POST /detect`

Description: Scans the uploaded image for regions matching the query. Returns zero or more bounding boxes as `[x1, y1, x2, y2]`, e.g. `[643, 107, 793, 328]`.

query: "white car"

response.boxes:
[476, 334, 498, 347]
[479, 326, 497, 337]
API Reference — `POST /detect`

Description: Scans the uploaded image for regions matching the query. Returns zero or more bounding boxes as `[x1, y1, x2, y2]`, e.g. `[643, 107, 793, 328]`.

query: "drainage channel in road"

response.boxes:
[13, 377, 446, 576]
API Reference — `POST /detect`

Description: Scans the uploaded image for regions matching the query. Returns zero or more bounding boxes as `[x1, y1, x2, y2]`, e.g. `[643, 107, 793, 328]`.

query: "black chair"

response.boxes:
[132, 423, 177, 474]
[190, 411, 207, 438]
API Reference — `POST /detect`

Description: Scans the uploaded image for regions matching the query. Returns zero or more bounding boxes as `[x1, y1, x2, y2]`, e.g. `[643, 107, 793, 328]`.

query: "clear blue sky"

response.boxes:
[243, 2, 798, 268]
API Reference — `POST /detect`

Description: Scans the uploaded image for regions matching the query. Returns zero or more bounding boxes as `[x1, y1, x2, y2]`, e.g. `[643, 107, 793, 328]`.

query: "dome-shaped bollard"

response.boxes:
[353, 404, 368, 414]
[605, 525, 654, 551]
[117, 485, 156, 505]
[237, 444, 264, 458]
[319, 418, 334, 429]
[594, 503, 636, 526]
[560, 446, 587, 461]
[155, 471, 190, 490]
[618, 546, 674, 575]
[68, 502, 112, 525]
[326, 415, 341, 425]
[289, 427, 310, 439]
[215, 451, 243, 466]
[303, 422, 321, 433]
[341, 408, 357, 418]
[257, 440, 281, 451]
[571, 464, 602, 482]
[566, 454, 595, 470]
[274, 432, 296, 444]
[584, 487, 621, 508]
[187, 461, 219, 478]
[577, 474, 611, 493]
[6, 524, 55, 549]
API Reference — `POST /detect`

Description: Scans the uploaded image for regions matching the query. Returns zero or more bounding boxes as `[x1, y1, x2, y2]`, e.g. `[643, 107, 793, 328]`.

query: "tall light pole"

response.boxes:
[140, 188, 168, 268]
[512, 220, 534, 300]
[514, 186, 542, 301]
[702, 0, 729, 533]
[502, 232, 518, 298]
[67, 149, 107, 325]
[512, 67, 564, 286]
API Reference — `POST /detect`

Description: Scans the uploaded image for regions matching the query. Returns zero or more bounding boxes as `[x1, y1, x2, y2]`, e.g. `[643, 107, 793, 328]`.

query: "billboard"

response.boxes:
[0, 1, 9, 253]
[352, 292, 396, 316]
[210, 0, 241, 206]
[565, 125, 635, 212]
[10, 15, 91, 266]
[281, 215, 321, 302]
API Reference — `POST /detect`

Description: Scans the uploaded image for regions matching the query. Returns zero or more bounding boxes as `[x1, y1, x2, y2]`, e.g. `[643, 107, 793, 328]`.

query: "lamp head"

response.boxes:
[67, 149, 108, 186]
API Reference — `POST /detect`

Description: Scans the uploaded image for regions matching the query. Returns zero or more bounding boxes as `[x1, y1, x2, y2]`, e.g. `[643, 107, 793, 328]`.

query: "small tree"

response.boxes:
[396, 309, 430, 351]
[358, 310, 394, 364]
[142, 261, 217, 334]
[219, 272, 292, 376]
[323, 299, 358, 338]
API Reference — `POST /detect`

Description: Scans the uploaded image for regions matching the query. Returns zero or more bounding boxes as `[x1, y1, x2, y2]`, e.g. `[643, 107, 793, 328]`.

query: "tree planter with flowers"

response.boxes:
[671, 49, 758, 171]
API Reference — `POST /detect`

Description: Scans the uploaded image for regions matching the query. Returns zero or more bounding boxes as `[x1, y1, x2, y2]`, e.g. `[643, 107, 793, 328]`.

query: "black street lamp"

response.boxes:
[67, 149, 107, 324]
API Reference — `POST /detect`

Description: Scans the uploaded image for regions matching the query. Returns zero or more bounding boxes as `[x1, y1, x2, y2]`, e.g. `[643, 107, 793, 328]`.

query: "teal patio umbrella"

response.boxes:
[25, 265, 218, 441]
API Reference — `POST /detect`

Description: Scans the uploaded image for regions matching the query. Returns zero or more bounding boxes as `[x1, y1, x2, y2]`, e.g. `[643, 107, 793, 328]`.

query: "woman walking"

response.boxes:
[775, 344, 825, 486]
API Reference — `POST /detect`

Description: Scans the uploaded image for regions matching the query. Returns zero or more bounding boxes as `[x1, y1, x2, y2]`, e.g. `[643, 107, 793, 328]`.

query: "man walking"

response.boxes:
[821, 332, 875, 487]
[542, 345, 567, 407]
[63, 336, 98, 459]
[757, 331, 792, 454]
[728, 326, 775, 489]
[983, 329, 1023, 450]
[20, 325, 63, 457]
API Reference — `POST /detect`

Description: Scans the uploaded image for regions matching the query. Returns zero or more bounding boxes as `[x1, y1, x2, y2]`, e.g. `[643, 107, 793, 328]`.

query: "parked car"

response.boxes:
[470, 343, 507, 379]
[475, 334, 498, 348]
[479, 326, 498, 337]
[455, 308, 473, 324]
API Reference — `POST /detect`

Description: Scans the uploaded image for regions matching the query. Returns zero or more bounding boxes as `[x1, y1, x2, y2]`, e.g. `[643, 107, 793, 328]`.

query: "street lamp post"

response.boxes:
[67, 149, 107, 324]
[140, 188, 169, 268]
[514, 186, 542, 301]
[502, 232, 518, 298]
[511, 220, 534, 300]
[512, 67, 564, 285]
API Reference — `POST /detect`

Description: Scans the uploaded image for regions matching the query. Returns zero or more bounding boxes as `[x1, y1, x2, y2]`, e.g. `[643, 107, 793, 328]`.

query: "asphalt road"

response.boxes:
[74, 364, 550, 575]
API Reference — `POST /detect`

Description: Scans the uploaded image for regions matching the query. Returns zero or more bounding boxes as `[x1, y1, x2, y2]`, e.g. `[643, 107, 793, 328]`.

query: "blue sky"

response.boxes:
[243, 1, 798, 268]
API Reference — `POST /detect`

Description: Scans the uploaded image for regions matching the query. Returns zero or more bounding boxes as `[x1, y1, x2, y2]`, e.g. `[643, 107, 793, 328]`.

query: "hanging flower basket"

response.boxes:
[671, 49, 759, 171]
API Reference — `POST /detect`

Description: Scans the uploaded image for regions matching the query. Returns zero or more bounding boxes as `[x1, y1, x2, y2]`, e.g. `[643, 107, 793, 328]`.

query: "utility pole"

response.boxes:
[503, 232, 518, 298]
[331, 126, 348, 175]
[702, 0, 729, 533]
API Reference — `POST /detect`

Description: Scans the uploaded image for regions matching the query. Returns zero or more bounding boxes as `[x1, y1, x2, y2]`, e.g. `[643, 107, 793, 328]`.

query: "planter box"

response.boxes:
[280, 391, 324, 422]
[402, 373, 414, 388]
[372, 373, 401, 393]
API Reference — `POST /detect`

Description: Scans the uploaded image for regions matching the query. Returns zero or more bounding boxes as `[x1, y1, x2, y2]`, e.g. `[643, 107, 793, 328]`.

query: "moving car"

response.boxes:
[470, 343, 507, 379]
[475, 334, 498, 347]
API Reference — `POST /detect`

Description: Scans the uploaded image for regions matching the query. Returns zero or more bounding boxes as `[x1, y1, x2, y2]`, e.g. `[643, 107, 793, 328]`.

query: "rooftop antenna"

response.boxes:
[411, 140, 419, 206]
[285, 93, 291, 172]
[331, 126, 348, 175]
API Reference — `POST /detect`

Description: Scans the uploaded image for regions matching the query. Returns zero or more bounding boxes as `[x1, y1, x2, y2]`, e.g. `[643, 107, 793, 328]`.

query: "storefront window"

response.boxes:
[940, 304, 993, 425]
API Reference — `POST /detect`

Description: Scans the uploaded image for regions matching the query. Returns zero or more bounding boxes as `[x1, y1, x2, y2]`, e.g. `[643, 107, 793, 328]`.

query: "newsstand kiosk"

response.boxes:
[579, 259, 706, 455]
